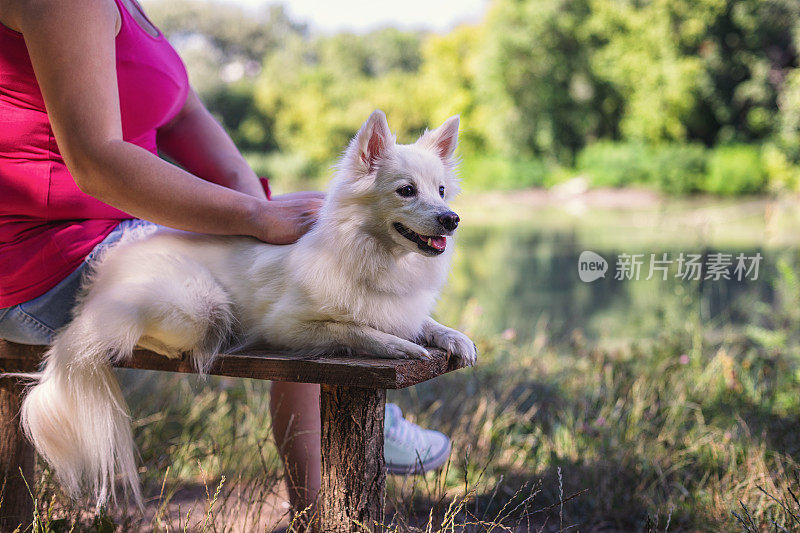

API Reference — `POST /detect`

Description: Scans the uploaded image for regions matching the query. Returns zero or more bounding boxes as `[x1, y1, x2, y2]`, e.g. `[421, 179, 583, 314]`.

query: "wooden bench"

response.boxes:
[0, 339, 459, 532]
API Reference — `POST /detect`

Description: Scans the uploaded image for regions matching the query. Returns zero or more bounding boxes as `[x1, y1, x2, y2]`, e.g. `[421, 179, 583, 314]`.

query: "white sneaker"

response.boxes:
[384, 403, 451, 475]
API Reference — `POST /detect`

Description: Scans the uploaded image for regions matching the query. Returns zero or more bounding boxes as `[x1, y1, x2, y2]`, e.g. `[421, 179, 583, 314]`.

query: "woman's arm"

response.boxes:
[157, 90, 267, 199]
[158, 91, 326, 204]
[8, 0, 319, 244]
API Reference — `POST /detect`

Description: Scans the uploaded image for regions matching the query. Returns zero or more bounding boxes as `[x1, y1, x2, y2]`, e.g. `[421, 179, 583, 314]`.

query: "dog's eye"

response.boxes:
[396, 185, 416, 198]
[439, 186, 445, 198]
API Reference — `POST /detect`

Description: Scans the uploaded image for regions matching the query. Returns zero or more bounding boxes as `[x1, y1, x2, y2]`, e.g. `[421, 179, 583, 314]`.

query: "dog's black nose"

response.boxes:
[437, 211, 460, 231]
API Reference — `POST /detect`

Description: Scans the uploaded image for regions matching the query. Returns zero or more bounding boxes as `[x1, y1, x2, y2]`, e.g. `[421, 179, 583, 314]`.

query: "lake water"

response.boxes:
[438, 190, 800, 346]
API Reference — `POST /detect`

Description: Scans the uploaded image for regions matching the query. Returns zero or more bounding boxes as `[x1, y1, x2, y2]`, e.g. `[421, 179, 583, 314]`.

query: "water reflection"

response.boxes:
[437, 225, 794, 345]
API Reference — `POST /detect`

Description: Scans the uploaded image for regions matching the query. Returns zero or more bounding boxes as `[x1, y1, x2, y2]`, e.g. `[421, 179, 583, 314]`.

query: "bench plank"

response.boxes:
[0, 340, 456, 389]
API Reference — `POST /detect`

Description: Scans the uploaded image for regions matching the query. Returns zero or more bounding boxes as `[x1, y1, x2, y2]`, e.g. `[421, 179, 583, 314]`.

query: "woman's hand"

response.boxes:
[271, 191, 327, 203]
[252, 196, 324, 244]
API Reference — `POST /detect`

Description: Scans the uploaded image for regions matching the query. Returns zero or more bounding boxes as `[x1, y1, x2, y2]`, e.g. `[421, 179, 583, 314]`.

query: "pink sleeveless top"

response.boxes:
[0, 0, 189, 306]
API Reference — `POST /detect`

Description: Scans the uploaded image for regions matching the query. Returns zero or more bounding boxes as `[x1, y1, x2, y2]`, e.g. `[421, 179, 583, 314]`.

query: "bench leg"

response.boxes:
[319, 384, 386, 532]
[0, 376, 35, 533]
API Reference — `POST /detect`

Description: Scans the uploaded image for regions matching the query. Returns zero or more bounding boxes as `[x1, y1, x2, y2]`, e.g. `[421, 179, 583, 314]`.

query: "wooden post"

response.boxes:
[319, 384, 386, 532]
[0, 372, 35, 533]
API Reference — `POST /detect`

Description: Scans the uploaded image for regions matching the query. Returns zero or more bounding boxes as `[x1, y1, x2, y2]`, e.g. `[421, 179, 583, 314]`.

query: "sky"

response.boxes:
[212, 0, 489, 33]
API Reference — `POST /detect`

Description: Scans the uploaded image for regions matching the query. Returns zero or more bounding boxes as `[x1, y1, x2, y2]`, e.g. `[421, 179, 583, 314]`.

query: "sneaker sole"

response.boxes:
[385, 439, 452, 476]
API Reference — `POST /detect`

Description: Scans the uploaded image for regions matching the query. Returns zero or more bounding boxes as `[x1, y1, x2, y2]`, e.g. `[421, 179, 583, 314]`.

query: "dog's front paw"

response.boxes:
[433, 328, 477, 367]
[383, 338, 430, 360]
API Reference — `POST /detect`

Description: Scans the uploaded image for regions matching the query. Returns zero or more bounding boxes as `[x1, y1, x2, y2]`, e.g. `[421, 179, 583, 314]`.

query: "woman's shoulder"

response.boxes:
[0, 0, 120, 36]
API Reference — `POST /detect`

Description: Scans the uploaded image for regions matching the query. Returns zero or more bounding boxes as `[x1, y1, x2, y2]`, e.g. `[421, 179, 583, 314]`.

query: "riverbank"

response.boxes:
[453, 182, 800, 248]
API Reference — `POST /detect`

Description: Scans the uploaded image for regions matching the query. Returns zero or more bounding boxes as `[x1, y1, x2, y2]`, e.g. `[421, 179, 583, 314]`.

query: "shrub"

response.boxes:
[459, 154, 549, 191]
[704, 144, 767, 195]
[650, 144, 708, 195]
[576, 142, 652, 188]
[762, 143, 800, 193]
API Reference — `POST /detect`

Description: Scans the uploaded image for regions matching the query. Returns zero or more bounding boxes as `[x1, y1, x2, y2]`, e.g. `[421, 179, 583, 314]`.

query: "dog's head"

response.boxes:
[331, 110, 462, 257]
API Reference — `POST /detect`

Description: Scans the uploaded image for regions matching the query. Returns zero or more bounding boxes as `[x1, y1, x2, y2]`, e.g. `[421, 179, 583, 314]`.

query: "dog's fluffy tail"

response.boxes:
[20, 314, 144, 509]
[18, 253, 235, 509]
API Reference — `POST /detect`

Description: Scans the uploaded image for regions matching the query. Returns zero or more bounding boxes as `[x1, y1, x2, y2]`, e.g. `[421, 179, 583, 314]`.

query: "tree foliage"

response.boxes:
[145, 0, 800, 191]
[482, 0, 620, 163]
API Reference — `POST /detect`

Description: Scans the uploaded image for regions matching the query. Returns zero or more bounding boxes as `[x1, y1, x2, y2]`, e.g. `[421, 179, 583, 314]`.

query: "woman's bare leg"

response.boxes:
[270, 381, 321, 518]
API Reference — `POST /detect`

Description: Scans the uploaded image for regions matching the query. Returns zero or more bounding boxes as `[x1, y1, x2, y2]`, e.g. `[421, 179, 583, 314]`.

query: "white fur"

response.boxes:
[18, 110, 477, 508]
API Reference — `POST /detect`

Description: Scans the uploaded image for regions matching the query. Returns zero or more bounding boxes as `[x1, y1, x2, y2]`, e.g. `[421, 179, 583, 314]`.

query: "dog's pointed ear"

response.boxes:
[353, 110, 393, 173]
[418, 115, 459, 161]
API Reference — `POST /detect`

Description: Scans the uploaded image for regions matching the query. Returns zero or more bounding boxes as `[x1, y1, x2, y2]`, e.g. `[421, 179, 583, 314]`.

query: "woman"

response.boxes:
[0, 0, 449, 516]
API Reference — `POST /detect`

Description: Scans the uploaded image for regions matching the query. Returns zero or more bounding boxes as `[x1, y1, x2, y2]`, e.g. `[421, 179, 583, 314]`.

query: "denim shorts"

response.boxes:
[0, 219, 157, 345]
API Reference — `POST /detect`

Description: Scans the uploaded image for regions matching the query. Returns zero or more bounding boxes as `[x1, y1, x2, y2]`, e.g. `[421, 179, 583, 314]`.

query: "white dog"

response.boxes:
[19, 110, 477, 508]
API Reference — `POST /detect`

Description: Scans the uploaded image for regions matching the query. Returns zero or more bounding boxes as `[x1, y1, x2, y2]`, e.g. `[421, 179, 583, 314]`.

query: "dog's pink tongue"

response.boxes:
[430, 236, 446, 251]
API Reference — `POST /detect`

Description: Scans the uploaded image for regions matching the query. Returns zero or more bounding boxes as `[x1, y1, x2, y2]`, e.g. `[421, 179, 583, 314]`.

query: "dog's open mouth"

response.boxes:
[393, 223, 446, 255]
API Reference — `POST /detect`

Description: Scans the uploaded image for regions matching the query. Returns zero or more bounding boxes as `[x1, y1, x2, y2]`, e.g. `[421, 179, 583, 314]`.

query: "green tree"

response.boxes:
[585, 0, 714, 143]
[252, 29, 430, 164]
[417, 25, 491, 154]
[481, 0, 621, 163]
[145, 1, 306, 65]
[145, 1, 305, 150]
[692, 0, 800, 144]
[586, 0, 800, 145]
